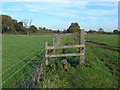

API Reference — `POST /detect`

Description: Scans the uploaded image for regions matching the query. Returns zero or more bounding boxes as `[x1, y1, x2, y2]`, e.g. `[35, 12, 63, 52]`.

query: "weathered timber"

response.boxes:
[44, 31, 85, 66]
[79, 29, 85, 65]
[46, 45, 85, 50]
[45, 53, 84, 58]
[45, 42, 48, 66]
[53, 38, 55, 54]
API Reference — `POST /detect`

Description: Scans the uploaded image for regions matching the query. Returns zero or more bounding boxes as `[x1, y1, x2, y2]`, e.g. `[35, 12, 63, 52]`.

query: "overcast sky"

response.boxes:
[1, 0, 119, 31]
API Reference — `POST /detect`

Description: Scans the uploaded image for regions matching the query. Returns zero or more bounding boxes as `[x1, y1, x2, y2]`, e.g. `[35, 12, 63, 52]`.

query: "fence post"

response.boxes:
[45, 42, 48, 66]
[53, 38, 55, 54]
[79, 29, 85, 65]
[56, 35, 58, 46]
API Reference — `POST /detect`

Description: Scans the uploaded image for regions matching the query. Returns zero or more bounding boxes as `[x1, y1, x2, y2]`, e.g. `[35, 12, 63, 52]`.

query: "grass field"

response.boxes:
[36, 34, 118, 88]
[2, 35, 56, 87]
[86, 34, 119, 50]
[1, 34, 119, 88]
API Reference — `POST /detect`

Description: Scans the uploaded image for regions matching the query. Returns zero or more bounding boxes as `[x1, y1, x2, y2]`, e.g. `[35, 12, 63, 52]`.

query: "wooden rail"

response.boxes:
[45, 53, 84, 58]
[45, 30, 85, 66]
[46, 45, 85, 50]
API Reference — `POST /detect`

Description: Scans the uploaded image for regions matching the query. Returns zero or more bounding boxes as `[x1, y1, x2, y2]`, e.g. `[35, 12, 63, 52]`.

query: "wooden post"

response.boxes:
[79, 29, 85, 65]
[53, 38, 55, 54]
[45, 42, 48, 66]
[56, 35, 58, 46]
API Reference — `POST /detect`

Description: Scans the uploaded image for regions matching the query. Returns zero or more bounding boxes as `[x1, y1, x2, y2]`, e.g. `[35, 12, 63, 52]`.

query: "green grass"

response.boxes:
[2, 35, 56, 88]
[2, 34, 119, 88]
[37, 34, 118, 88]
[85, 34, 118, 47]
[2, 35, 55, 71]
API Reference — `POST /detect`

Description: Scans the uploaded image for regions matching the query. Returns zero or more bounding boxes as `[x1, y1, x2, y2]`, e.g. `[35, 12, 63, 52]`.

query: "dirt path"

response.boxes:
[86, 40, 120, 52]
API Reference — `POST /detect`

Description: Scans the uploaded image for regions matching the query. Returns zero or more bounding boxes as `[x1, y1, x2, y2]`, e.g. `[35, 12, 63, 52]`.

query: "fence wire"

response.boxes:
[1, 49, 44, 87]
[1, 39, 53, 88]
[0, 46, 44, 76]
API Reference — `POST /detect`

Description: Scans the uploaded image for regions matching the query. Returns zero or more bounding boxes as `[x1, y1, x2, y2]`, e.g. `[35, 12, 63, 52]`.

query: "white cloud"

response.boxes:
[8, 8, 21, 11]
[24, 4, 46, 12]
[83, 8, 117, 17]
[22, 1, 117, 21]
[94, 2, 118, 7]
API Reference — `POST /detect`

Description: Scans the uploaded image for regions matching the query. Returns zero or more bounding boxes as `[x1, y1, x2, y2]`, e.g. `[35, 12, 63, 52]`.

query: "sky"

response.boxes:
[1, 0, 119, 31]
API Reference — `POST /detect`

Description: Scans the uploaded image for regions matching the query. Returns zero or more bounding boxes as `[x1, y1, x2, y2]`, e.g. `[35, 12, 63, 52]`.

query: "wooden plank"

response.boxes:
[46, 45, 85, 50]
[45, 53, 84, 58]
[79, 29, 85, 65]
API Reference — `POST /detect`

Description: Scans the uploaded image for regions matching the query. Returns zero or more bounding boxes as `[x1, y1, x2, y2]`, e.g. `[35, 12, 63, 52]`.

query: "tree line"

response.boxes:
[86, 28, 119, 34]
[1, 14, 119, 35]
[64, 23, 119, 34]
[1, 15, 60, 35]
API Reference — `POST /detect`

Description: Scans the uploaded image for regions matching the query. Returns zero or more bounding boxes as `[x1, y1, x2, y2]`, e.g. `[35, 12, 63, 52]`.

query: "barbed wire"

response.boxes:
[2, 39, 52, 76]
[9, 51, 45, 88]
[1, 38, 53, 88]
[1, 49, 45, 86]
[9, 61, 37, 88]
[21, 67, 43, 88]
[0, 46, 44, 76]
[1, 38, 53, 75]
[16, 34, 73, 88]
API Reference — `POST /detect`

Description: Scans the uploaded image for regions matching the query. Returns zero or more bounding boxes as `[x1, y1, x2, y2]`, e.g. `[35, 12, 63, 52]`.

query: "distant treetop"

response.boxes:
[67, 22, 80, 33]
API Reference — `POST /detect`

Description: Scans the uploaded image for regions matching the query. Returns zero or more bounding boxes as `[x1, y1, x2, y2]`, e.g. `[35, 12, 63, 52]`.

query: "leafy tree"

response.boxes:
[88, 29, 97, 33]
[67, 22, 80, 33]
[98, 28, 104, 34]
[1, 15, 16, 34]
[18, 22, 23, 26]
[107, 32, 113, 35]
[57, 30, 60, 33]
[63, 29, 67, 33]
[43, 27, 46, 30]
[29, 25, 38, 33]
[14, 22, 27, 33]
[113, 29, 119, 34]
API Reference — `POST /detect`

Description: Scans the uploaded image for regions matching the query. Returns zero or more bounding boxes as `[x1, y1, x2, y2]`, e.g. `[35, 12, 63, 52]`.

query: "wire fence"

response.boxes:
[1, 49, 44, 87]
[1, 39, 53, 88]
[0, 46, 44, 76]
[2, 33, 76, 88]
[10, 50, 45, 88]
[1, 32, 85, 88]
[1, 37, 54, 76]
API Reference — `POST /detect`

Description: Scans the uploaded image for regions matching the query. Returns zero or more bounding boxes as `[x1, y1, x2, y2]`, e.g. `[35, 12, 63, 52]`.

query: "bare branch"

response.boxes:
[22, 19, 32, 28]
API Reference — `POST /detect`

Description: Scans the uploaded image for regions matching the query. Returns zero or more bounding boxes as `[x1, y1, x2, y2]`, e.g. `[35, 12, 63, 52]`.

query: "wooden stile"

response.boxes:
[45, 30, 85, 66]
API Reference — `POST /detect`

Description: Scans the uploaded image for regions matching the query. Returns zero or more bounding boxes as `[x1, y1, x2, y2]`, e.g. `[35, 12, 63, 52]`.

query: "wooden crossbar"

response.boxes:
[45, 30, 85, 66]
[46, 45, 84, 50]
[45, 53, 85, 58]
